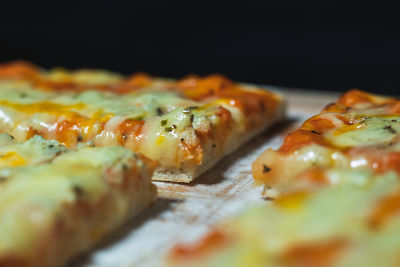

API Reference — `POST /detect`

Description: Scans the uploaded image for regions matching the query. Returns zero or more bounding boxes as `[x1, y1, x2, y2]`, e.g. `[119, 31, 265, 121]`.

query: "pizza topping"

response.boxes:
[0, 135, 66, 169]
[262, 164, 271, 173]
[384, 125, 396, 134]
[0, 61, 38, 80]
[169, 174, 400, 267]
[165, 126, 174, 132]
[182, 108, 195, 122]
[282, 239, 348, 267]
[156, 107, 163, 116]
[169, 230, 230, 262]
[0, 62, 285, 180]
[253, 90, 400, 192]
[72, 185, 85, 198]
[275, 190, 310, 210]
[0, 134, 156, 266]
[368, 189, 400, 230]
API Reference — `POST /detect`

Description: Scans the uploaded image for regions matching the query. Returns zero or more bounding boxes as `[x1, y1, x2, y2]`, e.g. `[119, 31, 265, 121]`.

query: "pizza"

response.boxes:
[0, 61, 286, 183]
[0, 134, 156, 267]
[166, 90, 400, 266]
[252, 89, 400, 195]
[168, 172, 400, 267]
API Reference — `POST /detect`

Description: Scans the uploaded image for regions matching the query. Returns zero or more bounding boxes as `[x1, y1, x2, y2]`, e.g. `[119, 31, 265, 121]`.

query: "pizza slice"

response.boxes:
[168, 172, 400, 267]
[0, 61, 286, 182]
[252, 89, 400, 194]
[0, 134, 156, 267]
[168, 90, 400, 267]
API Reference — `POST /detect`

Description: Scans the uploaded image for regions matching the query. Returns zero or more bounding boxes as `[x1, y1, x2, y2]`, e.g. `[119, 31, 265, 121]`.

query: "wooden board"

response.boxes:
[74, 88, 340, 267]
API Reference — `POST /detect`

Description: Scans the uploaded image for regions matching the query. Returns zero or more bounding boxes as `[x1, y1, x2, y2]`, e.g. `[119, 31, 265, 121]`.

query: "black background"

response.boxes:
[1, 1, 399, 94]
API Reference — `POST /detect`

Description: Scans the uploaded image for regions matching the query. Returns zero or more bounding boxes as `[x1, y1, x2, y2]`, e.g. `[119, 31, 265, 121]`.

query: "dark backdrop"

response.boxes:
[1, 1, 399, 94]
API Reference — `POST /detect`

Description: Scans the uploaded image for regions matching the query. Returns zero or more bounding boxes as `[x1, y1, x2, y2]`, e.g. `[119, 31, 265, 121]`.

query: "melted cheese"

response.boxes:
[0, 134, 155, 265]
[253, 90, 400, 192]
[43, 67, 124, 85]
[0, 78, 264, 169]
[169, 173, 400, 267]
[327, 115, 400, 148]
[0, 80, 200, 153]
[0, 152, 26, 167]
[0, 134, 66, 168]
[0, 62, 285, 181]
[173, 90, 400, 266]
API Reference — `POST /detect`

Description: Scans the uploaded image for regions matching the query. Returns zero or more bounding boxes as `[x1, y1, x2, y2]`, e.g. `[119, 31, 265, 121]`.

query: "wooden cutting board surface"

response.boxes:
[75, 88, 340, 267]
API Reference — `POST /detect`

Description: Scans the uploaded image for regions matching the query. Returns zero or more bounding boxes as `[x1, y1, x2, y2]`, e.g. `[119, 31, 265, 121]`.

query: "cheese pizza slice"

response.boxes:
[0, 61, 286, 182]
[0, 134, 156, 267]
[168, 171, 400, 267]
[252, 89, 400, 194]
